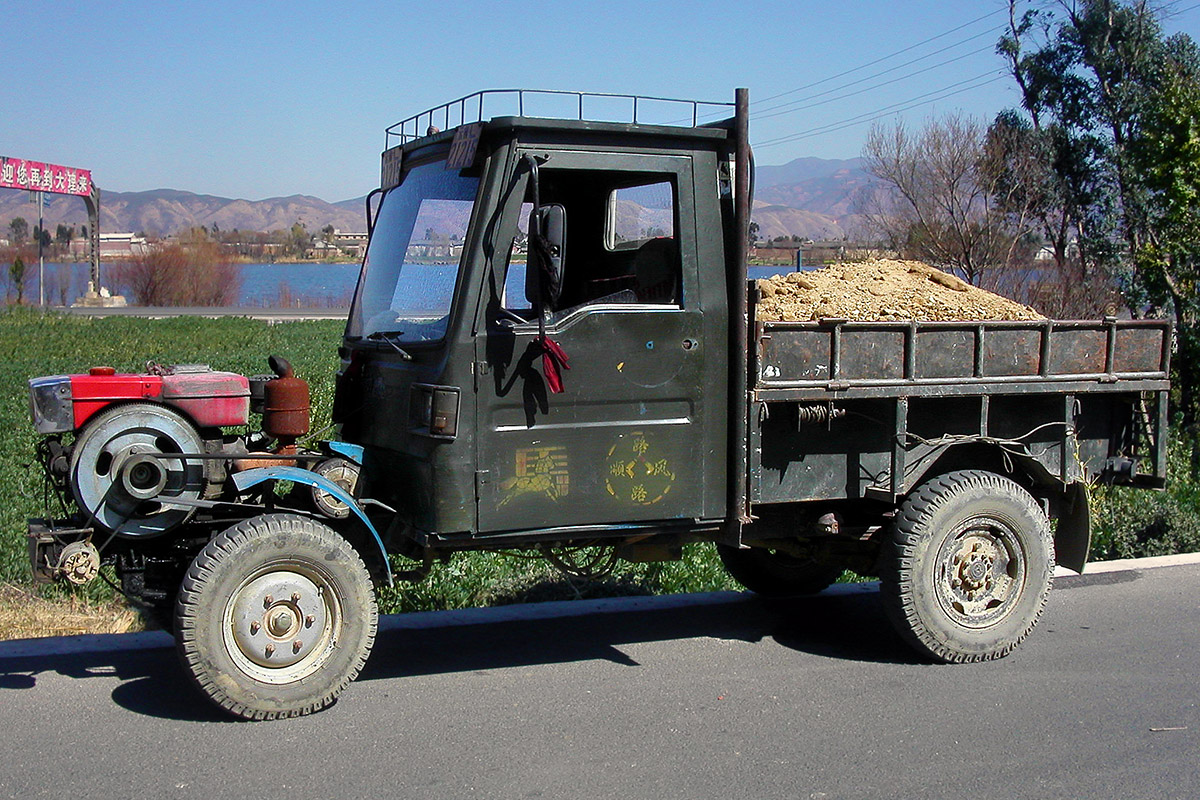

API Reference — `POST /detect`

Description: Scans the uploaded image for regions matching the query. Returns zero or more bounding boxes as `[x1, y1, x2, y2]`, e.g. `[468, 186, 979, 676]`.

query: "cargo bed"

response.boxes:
[753, 317, 1171, 399]
[749, 317, 1170, 519]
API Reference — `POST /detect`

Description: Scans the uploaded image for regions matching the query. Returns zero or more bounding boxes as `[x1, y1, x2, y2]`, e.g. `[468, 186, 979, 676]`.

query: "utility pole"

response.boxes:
[28, 189, 45, 306]
[36, 190, 44, 306]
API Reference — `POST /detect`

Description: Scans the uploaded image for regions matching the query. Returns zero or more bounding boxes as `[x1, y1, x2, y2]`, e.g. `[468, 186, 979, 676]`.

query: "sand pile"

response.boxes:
[755, 259, 1042, 322]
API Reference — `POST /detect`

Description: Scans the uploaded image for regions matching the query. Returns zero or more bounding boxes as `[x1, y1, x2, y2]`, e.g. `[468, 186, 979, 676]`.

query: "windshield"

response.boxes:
[348, 160, 480, 342]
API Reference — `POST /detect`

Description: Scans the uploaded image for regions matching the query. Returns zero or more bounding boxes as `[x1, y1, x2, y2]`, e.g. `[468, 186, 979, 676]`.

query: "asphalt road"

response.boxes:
[64, 306, 350, 321]
[1, 562, 1198, 800]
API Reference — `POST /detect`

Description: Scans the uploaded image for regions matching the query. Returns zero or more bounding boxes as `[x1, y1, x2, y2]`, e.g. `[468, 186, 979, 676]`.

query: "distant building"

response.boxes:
[96, 232, 149, 259]
[333, 231, 368, 259]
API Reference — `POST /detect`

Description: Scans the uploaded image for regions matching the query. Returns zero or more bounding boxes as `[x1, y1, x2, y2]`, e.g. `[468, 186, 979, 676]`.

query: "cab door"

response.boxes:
[474, 149, 721, 533]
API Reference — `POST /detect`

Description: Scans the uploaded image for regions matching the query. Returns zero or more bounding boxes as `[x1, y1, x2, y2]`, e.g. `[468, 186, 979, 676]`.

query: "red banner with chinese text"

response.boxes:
[0, 157, 92, 196]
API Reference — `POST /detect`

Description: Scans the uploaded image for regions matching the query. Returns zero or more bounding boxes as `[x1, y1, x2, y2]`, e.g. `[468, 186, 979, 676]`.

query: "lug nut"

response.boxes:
[265, 644, 275, 656]
[250, 621, 260, 635]
[305, 615, 315, 628]
[264, 594, 274, 607]
[293, 640, 303, 653]
[291, 592, 301, 603]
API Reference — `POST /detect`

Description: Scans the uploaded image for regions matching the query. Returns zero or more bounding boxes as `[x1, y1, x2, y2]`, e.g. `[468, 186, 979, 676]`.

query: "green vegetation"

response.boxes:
[0, 309, 738, 618]
[1092, 438, 1200, 561]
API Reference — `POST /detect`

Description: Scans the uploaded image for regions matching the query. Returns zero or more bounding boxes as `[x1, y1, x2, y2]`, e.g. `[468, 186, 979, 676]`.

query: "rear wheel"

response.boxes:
[175, 514, 377, 720]
[717, 543, 843, 597]
[880, 470, 1053, 663]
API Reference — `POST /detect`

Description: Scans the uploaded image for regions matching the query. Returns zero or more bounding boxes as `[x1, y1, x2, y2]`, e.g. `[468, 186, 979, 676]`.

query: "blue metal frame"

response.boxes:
[231, 466, 392, 585]
[321, 440, 364, 464]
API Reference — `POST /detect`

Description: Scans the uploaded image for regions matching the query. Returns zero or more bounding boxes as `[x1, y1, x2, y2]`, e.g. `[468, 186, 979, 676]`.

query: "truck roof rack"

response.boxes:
[385, 89, 735, 148]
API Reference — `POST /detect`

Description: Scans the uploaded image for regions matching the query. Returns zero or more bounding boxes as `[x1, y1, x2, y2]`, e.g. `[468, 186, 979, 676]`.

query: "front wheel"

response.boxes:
[880, 470, 1053, 663]
[175, 514, 377, 720]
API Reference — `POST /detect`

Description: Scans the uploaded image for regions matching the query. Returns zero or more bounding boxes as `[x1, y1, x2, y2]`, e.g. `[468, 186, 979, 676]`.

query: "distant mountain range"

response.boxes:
[0, 157, 878, 242]
[0, 189, 365, 239]
[752, 156, 876, 240]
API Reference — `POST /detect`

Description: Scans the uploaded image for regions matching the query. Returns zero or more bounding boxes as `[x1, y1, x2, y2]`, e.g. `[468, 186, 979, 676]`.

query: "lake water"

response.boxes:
[19, 261, 798, 308]
[22, 262, 362, 307]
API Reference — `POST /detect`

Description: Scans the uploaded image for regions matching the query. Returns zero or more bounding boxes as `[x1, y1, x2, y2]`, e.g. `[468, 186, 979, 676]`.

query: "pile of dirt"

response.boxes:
[755, 259, 1043, 322]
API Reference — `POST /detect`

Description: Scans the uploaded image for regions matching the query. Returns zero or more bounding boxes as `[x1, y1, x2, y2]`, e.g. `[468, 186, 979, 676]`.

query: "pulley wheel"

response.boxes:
[69, 402, 205, 537]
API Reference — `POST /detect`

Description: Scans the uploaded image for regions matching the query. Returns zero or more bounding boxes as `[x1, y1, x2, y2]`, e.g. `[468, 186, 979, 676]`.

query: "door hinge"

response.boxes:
[473, 360, 490, 391]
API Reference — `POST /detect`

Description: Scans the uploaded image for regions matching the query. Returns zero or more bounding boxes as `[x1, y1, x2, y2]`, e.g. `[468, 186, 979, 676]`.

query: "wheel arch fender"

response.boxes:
[232, 466, 393, 585]
[1051, 480, 1091, 574]
[900, 442, 1090, 573]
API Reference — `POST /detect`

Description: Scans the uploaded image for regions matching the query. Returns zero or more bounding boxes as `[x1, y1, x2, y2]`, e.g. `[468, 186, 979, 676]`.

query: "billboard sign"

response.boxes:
[0, 156, 92, 197]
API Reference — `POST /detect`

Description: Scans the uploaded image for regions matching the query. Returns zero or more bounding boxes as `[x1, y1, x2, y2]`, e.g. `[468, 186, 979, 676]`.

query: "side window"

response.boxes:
[603, 179, 679, 305]
[606, 181, 675, 250]
[501, 203, 533, 316]
[499, 170, 682, 318]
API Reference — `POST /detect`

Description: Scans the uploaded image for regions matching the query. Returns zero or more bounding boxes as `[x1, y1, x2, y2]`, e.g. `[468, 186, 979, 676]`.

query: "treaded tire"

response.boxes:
[175, 514, 377, 720]
[716, 543, 844, 597]
[880, 470, 1053, 663]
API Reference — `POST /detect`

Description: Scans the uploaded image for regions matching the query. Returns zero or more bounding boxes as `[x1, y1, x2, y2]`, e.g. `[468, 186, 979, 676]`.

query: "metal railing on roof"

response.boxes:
[385, 89, 736, 148]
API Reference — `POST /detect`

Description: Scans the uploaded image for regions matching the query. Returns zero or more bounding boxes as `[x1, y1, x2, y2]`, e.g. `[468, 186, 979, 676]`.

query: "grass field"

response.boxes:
[0, 308, 739, 638]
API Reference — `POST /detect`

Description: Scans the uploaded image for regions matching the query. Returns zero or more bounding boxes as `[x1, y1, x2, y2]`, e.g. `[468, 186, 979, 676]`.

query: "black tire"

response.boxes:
[880, 470, 1054, 663]
[175, 514, 377, 720]
[716, 543, 844, 597]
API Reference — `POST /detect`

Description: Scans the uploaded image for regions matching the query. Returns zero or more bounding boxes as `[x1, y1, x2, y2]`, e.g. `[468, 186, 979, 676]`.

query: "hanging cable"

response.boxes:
[755, 43, 1000, 121]
[753, 72, 1003, 149]
[754, 8, 1007, 106]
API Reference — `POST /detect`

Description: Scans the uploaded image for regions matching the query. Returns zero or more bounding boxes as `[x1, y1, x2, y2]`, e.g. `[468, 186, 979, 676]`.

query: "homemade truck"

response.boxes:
[27, 90, 1171, 720]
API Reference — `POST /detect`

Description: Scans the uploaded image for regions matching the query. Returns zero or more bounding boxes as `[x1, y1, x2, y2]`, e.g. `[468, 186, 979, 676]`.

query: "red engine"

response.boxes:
[64, 364, 251, 430]
[29, 360, 314, 541]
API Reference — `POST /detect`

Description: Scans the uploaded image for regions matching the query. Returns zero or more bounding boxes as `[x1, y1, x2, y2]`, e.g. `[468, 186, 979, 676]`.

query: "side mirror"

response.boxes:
[526, 203, 566, 308]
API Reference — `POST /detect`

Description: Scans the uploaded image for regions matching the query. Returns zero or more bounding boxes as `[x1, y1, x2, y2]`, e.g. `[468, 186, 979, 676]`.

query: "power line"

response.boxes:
[685, 10, 1011, 127]
[1166, 0, 1200, 14]
[755, 28, 1003, 118]
[755, 42, 1000, 121]
[753, 72, 1005, 148]
[754, 7, 1007, 106]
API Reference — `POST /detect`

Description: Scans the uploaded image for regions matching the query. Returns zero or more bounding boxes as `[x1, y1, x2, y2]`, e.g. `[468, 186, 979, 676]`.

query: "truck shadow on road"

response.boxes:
[361, 588, 918, 687]
[0, 587, 919, 722]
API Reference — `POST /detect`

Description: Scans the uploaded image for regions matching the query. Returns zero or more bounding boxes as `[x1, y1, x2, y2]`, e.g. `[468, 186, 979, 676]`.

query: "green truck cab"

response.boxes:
[337, 94, 738, 549]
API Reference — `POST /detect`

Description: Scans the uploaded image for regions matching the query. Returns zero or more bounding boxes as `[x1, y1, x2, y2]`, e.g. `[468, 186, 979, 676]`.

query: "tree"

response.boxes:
[8, 256, 26, 304]
[1128, 43, 1200, 426]
[8, 218, 28, 246]
[55, 224, 73, 247]
[999, 1, 1200, 421]
[862, 113, 1029, 286]
[978, 111, 1119, 316]
[289, 222, 311, 257]
[115, 227, 242, 306]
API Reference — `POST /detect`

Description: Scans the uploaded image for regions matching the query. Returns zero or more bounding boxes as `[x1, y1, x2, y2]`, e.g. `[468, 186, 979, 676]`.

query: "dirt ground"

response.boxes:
[0, 583, 141, 641]
[755, 259, 1042, 322]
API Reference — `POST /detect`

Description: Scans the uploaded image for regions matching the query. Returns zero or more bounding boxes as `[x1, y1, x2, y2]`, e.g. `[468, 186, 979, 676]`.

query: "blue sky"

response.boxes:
[4, 0, 1198, 202]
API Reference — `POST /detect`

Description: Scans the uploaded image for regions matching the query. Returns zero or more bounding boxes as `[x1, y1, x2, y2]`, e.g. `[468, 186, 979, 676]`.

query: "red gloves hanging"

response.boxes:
[537, 335, 570, 394]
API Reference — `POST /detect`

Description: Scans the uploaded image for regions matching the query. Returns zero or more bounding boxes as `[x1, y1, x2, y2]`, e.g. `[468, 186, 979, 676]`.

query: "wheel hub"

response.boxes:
[937, 523, 1023, 628]
[229, 571, 332, 674]
[115, 449, 169, 501]
[952, 541, 998, 599]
